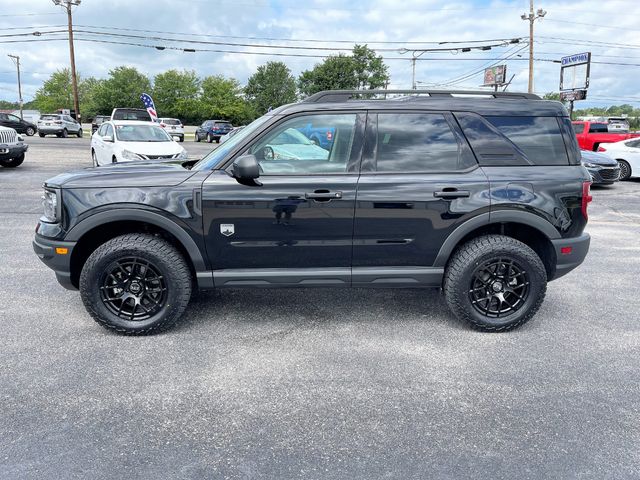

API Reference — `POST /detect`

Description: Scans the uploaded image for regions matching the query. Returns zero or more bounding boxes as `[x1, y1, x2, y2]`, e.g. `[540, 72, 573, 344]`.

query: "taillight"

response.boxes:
[597, 146, 607, 152]
[582, 181, 592, 220]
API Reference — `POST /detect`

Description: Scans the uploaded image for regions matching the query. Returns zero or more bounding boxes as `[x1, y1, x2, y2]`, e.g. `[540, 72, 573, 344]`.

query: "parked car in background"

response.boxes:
[219, 125, 245, 143]
[158, 118, 184, 142]
[259, 128, 330, 174]
[91, 115, 110, 134]
[572, 121, 640, 151]
[195, 119, 233, 143]
[296, 122, 335, 149]
[0, 126, 28, 168]
[111, 108, 152, 122]
[90, 121, 187, 166]
[0, 112, 37, 136]
[37, 114, 83, 138]
[580, 149, 620, 185]
[597, 138, 640, 180]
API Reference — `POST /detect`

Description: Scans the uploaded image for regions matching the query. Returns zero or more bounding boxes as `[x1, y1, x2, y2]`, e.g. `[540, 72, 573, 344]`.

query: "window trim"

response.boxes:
[361, 110, 479, 175]
[221, 110, 367, 177]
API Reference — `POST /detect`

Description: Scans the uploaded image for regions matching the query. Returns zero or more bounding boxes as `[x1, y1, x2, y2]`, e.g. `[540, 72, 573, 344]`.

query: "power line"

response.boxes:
[544, 19, 640, 33]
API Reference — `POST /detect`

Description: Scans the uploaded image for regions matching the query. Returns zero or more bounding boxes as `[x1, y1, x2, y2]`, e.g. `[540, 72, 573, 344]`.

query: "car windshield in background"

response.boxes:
[162, 119, 181, 125]
[115, 125, 171, 142]
[215, 122, 232, 128]
[40, 115, 59, 121]
[193, 115, 272, 170]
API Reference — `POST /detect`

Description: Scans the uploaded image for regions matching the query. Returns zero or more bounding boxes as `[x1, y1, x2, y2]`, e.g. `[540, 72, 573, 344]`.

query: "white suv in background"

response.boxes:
[158, 118, 185, 142]
[90, 121, 188, 166]
[37, 114, 83, 138]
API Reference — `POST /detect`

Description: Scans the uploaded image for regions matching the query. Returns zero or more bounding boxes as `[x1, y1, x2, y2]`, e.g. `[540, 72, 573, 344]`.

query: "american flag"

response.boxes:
[140, 93, 158, 120]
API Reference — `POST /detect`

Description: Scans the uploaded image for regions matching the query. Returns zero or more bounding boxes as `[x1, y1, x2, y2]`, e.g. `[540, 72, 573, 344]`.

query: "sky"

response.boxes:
[0, 0, 638, 109]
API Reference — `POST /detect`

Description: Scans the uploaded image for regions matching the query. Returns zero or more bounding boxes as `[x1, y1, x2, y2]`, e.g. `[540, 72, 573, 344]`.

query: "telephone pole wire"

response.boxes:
[521, 0, 546, 93]
[7, 55, 23, 119]
[53, 0, 81, 121]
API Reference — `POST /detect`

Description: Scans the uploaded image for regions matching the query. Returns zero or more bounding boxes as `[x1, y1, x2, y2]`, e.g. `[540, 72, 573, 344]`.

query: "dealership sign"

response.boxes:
[561, 52, 590, 67]
[560, 52, 591, 91]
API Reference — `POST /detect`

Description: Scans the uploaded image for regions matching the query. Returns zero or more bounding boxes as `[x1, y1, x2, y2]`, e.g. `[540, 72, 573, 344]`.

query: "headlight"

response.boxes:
[122, 149, 144, 161]
[41, 189, 59, 223]
[176, 149, 188, 160]
[582, 162, 600, 168]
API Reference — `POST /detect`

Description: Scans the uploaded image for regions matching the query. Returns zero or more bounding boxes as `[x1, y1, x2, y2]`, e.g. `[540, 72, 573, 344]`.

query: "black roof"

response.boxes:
[273, 90, 568, 117]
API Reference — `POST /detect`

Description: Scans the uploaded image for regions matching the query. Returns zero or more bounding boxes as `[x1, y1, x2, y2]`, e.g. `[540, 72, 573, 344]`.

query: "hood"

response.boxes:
[45, 159, 198, 188]
[580, 149, 618, 166]
[115, 140, 184, 156]
[272, 144, 329, 160]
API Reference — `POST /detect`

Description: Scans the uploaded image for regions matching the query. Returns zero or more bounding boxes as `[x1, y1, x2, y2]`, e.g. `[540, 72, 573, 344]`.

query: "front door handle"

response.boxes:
[433, 188, 470, 199]
[305, 190, 343, 201]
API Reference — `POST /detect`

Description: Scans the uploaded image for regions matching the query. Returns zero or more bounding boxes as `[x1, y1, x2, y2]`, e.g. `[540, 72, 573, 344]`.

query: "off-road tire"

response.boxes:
[0, 153, 24, 168]
[79, 234, 192, 335]
[617, 159, 631, 180]
[444, 235, 547, 332]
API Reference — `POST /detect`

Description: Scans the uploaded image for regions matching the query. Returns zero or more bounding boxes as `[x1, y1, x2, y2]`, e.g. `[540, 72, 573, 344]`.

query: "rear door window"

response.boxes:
[588, 123, 609, 133]
[374, 113, 475, 172]
[484, 116, 569, 165]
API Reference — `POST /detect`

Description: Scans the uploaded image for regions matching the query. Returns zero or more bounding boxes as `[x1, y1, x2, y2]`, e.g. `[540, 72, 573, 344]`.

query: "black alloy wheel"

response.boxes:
[99, 257, 167, 322]
[469, 258, 530, 318]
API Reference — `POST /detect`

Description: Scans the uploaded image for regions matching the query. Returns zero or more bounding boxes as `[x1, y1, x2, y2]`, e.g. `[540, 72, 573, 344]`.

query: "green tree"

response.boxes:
[244, 61, 297, 115]
[32, 68, 101, 118]
[92, 66, 151, 115]
[298, 55, 357, 97]
[542, 92, 561, 101]
[200, 75, 252, 125]
[152, 69, 200, 120]
[298, 45, 389, 97]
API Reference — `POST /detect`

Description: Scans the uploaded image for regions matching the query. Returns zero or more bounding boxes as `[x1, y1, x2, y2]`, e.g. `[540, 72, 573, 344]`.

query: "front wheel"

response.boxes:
[39, 133, 45, 138]
[617, 159, 631, 180]
[444, 235, 547, 332]
[25, 127, 35, 136]
[0, 153, 24, 168]
[79, 234, 192, 334]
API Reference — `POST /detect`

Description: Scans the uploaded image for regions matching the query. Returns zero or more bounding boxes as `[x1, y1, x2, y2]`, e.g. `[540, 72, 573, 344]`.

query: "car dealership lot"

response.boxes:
[1, 138, 639, 478]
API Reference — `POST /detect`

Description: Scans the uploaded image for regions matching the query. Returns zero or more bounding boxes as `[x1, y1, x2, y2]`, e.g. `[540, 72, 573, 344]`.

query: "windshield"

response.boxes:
[192, 115, 273, 170]
[115, 124, 172, 142]
[271, 128, 313, 145]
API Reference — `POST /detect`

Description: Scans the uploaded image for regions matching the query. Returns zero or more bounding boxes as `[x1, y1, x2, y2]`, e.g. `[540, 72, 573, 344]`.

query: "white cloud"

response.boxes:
[0, 0, 638, 107]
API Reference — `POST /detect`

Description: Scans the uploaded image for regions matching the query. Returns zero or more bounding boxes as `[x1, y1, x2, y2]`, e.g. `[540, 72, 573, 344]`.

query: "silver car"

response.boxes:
[37, 114, 83, 138]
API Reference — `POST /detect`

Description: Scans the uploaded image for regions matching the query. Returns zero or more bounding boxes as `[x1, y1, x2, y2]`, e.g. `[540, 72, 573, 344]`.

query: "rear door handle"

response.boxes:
[433, 188, 470, 199]
[305, 190, 343, 201]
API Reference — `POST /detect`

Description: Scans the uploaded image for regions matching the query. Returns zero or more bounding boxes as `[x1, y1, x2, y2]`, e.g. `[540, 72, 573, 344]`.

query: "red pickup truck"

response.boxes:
[572, 121, 640, 151]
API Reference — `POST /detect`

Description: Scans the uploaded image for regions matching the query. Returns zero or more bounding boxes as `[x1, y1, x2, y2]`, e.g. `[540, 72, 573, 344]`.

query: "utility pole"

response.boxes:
[52, 0, 81, 121]
[521, 1, 546, 94]
[7, 55, 23, 119]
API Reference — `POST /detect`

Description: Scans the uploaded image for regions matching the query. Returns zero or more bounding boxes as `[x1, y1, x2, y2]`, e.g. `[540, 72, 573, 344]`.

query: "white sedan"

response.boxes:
[598, 138, 640, 180]
[90, 120, 188, 166]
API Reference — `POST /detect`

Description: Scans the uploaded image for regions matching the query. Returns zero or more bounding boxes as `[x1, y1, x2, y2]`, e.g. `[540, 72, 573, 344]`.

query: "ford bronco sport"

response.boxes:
[33, 90, 591, 334]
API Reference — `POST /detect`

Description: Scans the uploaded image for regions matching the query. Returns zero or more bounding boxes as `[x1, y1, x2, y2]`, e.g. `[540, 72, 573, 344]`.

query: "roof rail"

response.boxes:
[303, 89, 541, 103]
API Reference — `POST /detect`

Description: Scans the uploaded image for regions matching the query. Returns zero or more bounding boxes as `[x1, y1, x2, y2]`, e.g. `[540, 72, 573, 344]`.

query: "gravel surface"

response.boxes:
[1, 136, 639, 479]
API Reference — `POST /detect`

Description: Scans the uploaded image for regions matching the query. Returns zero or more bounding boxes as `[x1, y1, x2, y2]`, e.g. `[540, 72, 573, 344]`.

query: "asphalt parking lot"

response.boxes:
[1, 136, 639, 479]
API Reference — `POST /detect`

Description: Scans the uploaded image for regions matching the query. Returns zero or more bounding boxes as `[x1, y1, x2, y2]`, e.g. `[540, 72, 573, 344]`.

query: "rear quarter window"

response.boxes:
[484, 116, 570, 166]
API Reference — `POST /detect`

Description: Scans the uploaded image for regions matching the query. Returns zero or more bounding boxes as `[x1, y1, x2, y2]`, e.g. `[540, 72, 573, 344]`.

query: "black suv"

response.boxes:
[33, 90, 591, 334]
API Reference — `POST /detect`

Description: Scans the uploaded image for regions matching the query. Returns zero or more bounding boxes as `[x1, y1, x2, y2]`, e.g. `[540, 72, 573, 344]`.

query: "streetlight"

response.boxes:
[521, 1, 547, 93]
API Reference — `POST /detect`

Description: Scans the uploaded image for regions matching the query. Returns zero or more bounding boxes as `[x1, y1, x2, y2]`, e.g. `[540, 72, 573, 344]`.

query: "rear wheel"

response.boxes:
[25, 127, 35, 136]
[39, 133, 45, 138]
[79, 234, 192, 335]
[77, 128, 83, 138]
[61, 129, 68, 138]
[617, 159, 631, 180]
[206, 133, 213, 143]
[194, 133, 200, 142]
[444, 235, 547, 332]
[0, 153, 24, 168]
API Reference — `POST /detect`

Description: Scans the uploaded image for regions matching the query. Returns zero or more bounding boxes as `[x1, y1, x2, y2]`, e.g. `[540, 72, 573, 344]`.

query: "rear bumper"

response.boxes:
[550, 233, 590, 280]
[32, 233, 78, 290]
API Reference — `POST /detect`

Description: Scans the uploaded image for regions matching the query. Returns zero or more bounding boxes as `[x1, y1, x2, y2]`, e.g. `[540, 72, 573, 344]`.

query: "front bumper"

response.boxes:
[33, 233, 78, 290]
[0, 143, 28, 159]
[586, 165, 620, 184]
[550, 233, 590, 280]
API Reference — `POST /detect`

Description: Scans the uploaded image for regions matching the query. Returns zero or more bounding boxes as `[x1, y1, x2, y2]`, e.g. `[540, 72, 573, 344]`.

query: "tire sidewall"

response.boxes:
[26, 127, 35, 136]
[0, 153, 24, 168]
[80, 244, 188, 333]
[618, 160, 631, 180]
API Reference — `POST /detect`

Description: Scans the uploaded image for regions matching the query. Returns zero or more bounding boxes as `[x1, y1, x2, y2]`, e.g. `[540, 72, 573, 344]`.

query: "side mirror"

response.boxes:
[232, 154, 260, 180]
[102, 135, 114, 143]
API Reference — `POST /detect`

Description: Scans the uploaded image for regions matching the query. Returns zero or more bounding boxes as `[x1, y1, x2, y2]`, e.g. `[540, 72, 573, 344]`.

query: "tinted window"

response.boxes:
[7, 114, 21, 122]
[112, 109, 151, 121]
[162, 119, 181, 125]
[485, 116, 569, 165]
[588, 123, 609, 133]
[214, 122, 232, 128]
[571, 123, 584, 135]
[375, 113, 472, 172]
[247, 114, 357, 175]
